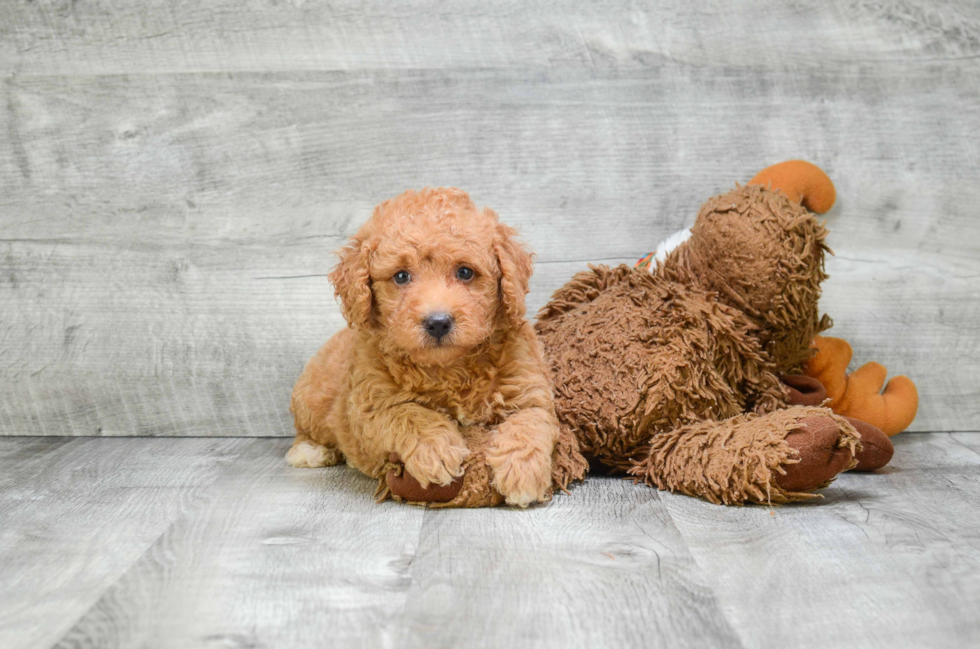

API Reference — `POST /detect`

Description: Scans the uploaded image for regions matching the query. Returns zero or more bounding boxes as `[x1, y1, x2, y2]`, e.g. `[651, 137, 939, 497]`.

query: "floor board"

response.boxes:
[660, 432, 980, 648]
[0, 437, 251, 649]
[2, 435, 978, 648]
[394, 478, 741, 649]
[53, 439, 425, 649]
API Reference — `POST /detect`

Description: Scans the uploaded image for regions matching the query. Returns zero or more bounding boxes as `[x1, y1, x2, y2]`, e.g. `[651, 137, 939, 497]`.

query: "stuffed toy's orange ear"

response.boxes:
[749, 160, 836, 214]
[805, 335, 919, 436]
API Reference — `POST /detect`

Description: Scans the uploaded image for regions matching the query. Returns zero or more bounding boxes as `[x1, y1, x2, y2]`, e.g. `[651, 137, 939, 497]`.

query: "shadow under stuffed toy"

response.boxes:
[383, 161, 905, 507]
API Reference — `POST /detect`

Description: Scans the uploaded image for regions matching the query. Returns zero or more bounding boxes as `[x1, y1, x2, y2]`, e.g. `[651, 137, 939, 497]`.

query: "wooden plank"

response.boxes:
[659, 432, 980, 649]
[4, 68, 979, 262]
[951, 432, 980, 451]
[394, 477, 743, 649]
[2, 1, 978, 75]
[2, 247, 968, 437]
[0, 436, 254, 649]
[52, 438, 426, 649]
[819, 249, 980, 432]
[0, 240, 337, 437]
[3, 67, 978, 435]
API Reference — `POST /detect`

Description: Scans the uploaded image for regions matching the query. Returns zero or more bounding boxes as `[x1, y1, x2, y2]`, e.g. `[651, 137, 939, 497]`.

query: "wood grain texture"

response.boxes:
[2, 1, 979, 75]
[3, 5, 978, 648]
[1, 434, 978, 648]
[394, 478, 741, 649]
[0, 436, 252, 649]
[660, 432, 980, 648]
[952, 431, 980, 454]
[52, 438, 425, 649]
[2, 64, 978, 435]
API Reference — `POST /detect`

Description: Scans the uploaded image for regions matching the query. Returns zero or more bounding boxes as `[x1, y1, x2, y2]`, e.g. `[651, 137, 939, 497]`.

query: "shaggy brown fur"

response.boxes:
[536, 264, 787, 470]
[288, 187, 586, 507]
[663, 184, 833, 373]
[630, 406, 860, 505]
[536, 185, 857, 505]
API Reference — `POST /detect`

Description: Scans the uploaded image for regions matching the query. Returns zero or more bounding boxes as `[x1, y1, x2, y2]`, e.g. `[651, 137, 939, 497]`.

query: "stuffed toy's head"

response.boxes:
[661, 184, 832, 373]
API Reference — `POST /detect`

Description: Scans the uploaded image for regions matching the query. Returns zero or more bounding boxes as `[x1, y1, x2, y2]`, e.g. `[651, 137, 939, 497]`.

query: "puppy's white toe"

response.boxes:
[491, 459, 552, 508]
[286, 441, 341, 468]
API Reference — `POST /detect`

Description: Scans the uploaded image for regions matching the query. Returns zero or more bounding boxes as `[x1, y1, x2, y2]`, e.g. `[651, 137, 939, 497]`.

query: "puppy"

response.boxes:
[287, 187, 559, 507]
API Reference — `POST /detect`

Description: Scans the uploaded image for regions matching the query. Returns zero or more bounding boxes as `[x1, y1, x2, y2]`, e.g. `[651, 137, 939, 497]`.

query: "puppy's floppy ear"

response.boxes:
[329, 237, 373, 329]
[490, 210, 534, 329]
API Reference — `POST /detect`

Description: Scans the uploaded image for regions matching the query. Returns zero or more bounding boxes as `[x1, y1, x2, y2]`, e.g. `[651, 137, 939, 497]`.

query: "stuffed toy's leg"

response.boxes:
[628, 406, 892, 505]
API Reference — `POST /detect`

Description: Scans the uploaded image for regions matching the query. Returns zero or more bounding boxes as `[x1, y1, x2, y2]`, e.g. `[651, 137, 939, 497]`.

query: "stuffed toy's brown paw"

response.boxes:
[805, 335, 919, 436]
[385, 453, 464, 503]
[776, 414, 893, 492]
[776, 416, 857, 492]
[842, 417, 894, 471]
[781, 374, 828, 407]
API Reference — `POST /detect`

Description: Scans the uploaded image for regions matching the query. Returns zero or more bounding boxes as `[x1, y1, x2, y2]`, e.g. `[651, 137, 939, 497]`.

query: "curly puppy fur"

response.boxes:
[288, 187, 560, 507]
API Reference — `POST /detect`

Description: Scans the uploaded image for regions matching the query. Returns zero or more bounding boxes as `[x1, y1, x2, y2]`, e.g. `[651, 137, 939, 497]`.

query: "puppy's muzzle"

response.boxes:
[423, 312, 454, 341]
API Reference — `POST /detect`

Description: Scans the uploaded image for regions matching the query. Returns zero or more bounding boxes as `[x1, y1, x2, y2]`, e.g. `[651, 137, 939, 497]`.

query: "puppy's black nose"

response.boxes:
[423, 313, 454, 341]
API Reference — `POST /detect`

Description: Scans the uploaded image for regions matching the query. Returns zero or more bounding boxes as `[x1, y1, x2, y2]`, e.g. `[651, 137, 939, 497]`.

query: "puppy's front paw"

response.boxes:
[488, 451, 552, 508]
[403, 434, 469, 488]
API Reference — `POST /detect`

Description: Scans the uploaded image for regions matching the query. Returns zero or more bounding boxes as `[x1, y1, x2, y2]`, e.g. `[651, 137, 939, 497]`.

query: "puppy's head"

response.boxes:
[330, 187, 532, 366]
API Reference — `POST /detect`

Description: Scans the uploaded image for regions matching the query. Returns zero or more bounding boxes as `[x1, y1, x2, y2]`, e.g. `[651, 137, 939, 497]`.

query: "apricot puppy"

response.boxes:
[288, 188, 559, 507]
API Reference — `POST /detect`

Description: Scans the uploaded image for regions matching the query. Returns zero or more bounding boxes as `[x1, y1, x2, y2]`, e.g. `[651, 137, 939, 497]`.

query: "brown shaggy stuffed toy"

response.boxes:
[384, 161, 893, 507]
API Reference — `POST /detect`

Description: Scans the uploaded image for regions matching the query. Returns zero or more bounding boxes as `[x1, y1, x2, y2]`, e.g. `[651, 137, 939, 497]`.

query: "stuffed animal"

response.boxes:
[382, 161, 895, 506]
[639, 162, 919, 436]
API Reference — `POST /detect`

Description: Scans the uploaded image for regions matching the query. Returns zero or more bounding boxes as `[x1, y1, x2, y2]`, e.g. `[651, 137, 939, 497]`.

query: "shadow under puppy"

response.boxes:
[288, 187, 586, 507]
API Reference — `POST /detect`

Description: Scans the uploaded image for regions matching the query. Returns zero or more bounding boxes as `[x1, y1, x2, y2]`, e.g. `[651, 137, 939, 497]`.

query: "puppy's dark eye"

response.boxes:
[456, 267, 475, 281]
[393, 270, 412, 285]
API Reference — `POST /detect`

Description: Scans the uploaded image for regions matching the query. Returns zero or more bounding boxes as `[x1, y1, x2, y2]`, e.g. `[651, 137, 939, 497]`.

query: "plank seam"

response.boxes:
[45, 438, 263, 648]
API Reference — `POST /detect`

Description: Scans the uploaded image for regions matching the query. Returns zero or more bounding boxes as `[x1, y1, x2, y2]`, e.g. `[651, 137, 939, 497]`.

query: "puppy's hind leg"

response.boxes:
[287, 332, 350, 468]
[287, 431, 344, 469]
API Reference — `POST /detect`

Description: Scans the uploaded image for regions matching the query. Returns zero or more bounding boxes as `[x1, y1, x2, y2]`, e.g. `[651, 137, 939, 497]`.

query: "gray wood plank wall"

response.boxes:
[2, 1, 979, 436]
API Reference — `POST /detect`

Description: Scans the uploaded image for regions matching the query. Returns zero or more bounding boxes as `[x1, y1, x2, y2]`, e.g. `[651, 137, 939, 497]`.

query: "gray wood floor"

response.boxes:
[1, 433, 978, 648]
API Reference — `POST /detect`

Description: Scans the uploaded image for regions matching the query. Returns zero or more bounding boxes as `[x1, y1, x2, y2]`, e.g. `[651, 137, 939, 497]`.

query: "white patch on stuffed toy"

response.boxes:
[653, 227, 693, 267]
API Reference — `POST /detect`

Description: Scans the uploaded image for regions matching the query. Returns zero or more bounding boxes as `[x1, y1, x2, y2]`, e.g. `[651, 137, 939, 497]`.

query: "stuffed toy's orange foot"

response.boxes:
[805, 335, 918, 436]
